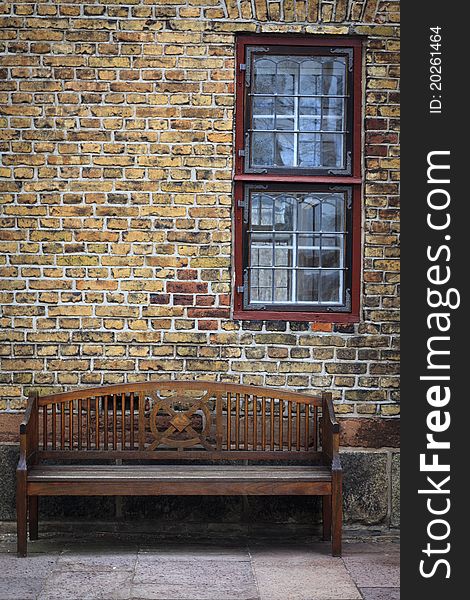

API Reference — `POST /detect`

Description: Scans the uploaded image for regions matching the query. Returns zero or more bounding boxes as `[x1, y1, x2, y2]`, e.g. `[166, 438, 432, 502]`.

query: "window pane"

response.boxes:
[250, 268, 273, 303]
[274, 195, 295, 231]
[248, 52, 348, 171]
[248, 190, 348, 308]
[250, 234, 272, 268]
[253, 58, 276, 93]
[274, 133, 295, 167]
[251, 132, 274, 167]
[252, 97, 275, 130]
[320, 270, 341, 303]
[274, 270, 291, 302]
[297, 270, 319, 303]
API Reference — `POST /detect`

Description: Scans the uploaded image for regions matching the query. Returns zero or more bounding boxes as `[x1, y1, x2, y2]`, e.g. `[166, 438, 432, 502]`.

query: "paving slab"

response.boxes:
[360, 588, 400, 600]
[0, 576, 46, 600]
[132, 555, 258, 600]
[37, 570, 133, 600]
[343, 550, 400, 588]
[251, 554, 362, 600]
[0, 553, 58, 577]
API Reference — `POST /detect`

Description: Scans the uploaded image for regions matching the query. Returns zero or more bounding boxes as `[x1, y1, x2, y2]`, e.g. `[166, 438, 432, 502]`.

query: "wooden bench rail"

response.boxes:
[16, 381, 342, 558]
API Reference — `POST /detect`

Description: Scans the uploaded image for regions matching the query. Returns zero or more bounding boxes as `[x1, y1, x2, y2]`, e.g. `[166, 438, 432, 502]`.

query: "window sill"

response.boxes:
[233, 309, 360, 323]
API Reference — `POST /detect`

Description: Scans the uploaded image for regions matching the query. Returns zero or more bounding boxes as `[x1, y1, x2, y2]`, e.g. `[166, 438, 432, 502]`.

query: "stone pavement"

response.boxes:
[0, 532, 399, 600]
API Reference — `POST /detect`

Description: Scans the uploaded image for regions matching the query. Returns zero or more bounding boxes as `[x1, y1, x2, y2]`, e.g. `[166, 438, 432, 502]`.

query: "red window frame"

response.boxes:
[233, 35, 362, 323]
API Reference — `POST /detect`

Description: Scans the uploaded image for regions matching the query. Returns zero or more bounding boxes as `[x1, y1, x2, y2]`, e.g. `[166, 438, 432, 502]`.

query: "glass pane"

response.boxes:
[298, 248, 320, 268]
[274, 235, 293, 266]
[320, 270, 341, 303]
[251, 132, 274, 167]
[250, 268, 272, 303]
[322, 59, 346, 95]
[299, 59, 322, 95]
[322, 196, 344, 231]
[298, 134, 320, 167]
[322, 234, 343, 248]
[321, 249, 341, 268]
[274, 195, 294, 230]
[253, 58, 276, 94]
[321, 98, 344, 131]
[297, 270, 319, 303]
[276, 97, 295, 131]
[298, 196, 321, 232]
[299, 97, 321, 131]
[259, 194, 274, 227]
[274, 133, 295, 167]
[321, 133, 343, 168]
[252, 97, 275, 130]
[274, 269, 291, 302]
[276, 60, 297, 95]
[250, 234, 272, 268]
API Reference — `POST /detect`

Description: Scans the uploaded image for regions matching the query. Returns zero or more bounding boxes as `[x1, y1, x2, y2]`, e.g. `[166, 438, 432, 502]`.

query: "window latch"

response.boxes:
[239, 64, 246, 71]
[238, 149, 245, 157]
[237, 285, 245, 293]
[237, 200, 245, 208]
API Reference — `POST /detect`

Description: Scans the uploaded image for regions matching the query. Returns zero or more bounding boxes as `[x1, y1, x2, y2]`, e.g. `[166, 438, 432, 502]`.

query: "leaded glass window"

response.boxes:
[246, 188, 351, 310]
[246, 49, 352, 174]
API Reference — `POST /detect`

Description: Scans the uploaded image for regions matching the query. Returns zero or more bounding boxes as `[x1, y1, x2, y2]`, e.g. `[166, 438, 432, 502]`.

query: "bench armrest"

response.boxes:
[17, 391, 39, 472]
[321, 392, 342, 471]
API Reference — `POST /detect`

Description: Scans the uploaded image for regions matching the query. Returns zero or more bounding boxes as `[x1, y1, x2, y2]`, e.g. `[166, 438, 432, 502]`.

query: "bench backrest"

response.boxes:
[33, 382, 328, 462]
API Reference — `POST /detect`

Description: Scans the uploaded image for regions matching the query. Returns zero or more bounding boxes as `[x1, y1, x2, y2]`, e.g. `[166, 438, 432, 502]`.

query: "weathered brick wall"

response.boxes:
[0, 0, 399, 468]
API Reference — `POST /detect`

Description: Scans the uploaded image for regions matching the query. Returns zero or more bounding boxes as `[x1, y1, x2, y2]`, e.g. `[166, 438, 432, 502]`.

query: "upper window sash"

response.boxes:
[242, 45, 354, 177]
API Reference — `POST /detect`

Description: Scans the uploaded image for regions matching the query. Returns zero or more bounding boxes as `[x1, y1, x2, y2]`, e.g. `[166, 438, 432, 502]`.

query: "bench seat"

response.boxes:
[28, 465, 332, 496]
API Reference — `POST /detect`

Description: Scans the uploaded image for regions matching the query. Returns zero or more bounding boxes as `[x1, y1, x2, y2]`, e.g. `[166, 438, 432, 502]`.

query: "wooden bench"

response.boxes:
[17, 381, 342, 557]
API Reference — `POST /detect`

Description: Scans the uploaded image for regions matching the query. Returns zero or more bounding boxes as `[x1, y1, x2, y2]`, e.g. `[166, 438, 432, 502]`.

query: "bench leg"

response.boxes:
[16, 472, 27, 557]
[331, 470, 343, 557]
[29, 496, 38, 541]
[322, 495, 332, 541]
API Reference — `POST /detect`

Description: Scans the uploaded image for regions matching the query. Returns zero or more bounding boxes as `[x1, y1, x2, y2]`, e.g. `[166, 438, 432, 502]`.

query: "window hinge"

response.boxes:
[238, 149, 245, 157]
[239, 63, 246, 71]
[237, 285, 245, 293]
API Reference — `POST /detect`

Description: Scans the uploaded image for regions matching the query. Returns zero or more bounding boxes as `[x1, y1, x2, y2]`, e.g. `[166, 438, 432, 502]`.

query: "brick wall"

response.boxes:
[0, 0, 400, 520]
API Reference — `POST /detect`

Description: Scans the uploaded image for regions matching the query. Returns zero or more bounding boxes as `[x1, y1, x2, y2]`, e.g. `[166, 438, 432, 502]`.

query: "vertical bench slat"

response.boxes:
[244, 395, 249, 450]
[51, 403, 56, 450]
[216, 392, 223, 451]
[253, 395, 257, 450]
[138, 392, 145, 450]
[235, 393, 240, 450]
[121, 393, 125, 450]
[86, 398, 91, 450]
[60, 403, 65, 450]
[261, 397, 266, 451]
[77, 400, 82, 451]
[42, 405, 47, 450]
[104, 395, 108, 450]
[95, 397, 99, 450]
[130, 392, 134, 449]
[69, 401, 73, 450]
[270, 398, 275, 451]
[226, 392, 231, 450]
[287, 401, 292, 451]
[296, 402, 301, 451]
[314, 405, 318, 451]
[305, 403, 309, 451]
[113, 394, 117, 451]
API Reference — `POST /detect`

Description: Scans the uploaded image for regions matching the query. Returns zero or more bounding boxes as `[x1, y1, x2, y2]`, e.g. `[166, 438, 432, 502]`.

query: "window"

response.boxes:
[234, 37, 362, 322]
